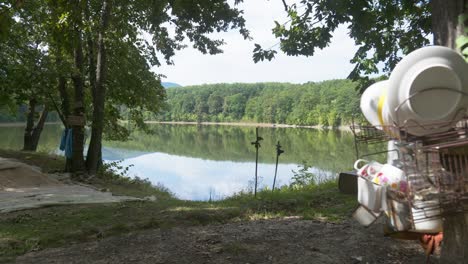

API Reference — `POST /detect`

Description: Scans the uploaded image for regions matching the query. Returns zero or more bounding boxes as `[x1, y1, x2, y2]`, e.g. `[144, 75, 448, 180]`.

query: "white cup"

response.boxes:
[354, 159, 383, 180]
[369, 164, 407, 193]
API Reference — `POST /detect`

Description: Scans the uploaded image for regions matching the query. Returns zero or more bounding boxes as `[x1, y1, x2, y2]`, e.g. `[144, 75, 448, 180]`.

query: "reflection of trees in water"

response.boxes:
[0, 124, 63, 153]
[0, 124, 386, 172]
[105, 124, 385, 172]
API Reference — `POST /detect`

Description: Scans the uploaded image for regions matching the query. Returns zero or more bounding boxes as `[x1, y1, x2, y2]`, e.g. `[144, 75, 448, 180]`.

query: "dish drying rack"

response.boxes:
[350, 89, 468, 232]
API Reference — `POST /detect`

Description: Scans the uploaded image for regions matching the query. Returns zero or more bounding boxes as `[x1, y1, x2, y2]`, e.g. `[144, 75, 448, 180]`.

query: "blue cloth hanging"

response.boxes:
[59, 129, 67, 151]
[65, 129, 73, 159]
[59, 128, 73, 158]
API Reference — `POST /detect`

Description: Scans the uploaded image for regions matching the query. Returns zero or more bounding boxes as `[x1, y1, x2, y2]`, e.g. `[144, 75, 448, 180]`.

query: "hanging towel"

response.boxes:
[65, 128, 73, 159]
[59, 129, 67, 151]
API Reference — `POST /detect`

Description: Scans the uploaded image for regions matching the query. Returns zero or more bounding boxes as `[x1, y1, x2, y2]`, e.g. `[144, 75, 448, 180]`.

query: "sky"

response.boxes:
[155, 1, 359, 86]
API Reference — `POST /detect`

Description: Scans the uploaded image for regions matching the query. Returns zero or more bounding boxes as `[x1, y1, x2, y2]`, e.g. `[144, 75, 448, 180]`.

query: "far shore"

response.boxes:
[0, 122, 61, 127]
[0, 121, 353, 131]
[144, 121, 353, 131]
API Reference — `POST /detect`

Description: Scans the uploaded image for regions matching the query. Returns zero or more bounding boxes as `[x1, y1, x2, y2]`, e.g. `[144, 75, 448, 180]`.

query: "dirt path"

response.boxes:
[16, 218, 435, 264]
[0, 158, 139, 213]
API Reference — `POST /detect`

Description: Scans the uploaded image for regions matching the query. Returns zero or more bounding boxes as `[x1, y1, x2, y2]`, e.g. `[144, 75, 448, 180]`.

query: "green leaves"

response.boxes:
[256, 0, 432, 87]
[252, 44, 277, 63]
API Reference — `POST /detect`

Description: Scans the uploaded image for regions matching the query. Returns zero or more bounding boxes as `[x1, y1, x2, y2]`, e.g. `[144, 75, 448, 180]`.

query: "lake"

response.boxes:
[0, 124, 383, 200]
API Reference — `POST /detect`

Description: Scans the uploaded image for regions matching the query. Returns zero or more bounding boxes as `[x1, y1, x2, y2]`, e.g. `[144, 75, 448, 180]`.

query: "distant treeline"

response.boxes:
[0, 105, 60, 123]
[154, 79, 363, 126]
[2, 80, 364, 126]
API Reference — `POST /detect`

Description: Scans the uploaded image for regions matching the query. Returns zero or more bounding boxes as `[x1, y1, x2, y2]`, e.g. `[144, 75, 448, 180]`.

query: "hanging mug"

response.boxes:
[354, 159, 383, 180]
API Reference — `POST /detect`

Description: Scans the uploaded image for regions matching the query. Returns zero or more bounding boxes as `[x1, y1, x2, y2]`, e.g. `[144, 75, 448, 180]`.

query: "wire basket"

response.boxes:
[353, 87, 468, 231]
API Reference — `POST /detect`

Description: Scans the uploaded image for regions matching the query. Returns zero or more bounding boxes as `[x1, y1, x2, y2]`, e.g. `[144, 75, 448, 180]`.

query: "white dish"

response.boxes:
[387, 46, 468, 136]
[360, 80, 388, 128]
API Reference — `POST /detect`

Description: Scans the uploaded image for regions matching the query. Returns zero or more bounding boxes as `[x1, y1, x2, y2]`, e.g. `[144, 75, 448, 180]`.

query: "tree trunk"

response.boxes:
[431, 0, 466, 49]
[86, 0, 112, 174]
[23, 98, 36, 151]
[23, 100, 49, 152]
[431, 0, 468, 262]
[70, 0, 86, 173]
[29, 106, 48, 151]
[57, 71, 73, 171]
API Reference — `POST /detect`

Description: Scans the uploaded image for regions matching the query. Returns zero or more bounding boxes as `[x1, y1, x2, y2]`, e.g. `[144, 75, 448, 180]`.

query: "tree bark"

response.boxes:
[29, 105, 48, 151]
[86, 0, 112, 174]
[23, 100, 49, 152]
[431, 0, 466, 49]
[23, 98, 36, 151]
[70, 0, 86, 173]
[432, 0, 468, 262]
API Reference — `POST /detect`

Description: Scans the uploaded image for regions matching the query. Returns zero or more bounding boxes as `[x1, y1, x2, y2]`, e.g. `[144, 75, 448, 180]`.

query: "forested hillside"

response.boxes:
[156, 79, 362, 126]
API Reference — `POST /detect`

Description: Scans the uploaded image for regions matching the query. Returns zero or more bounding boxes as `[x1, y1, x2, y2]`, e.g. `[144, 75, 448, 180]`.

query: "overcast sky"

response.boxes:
[155, 1, 358, 86]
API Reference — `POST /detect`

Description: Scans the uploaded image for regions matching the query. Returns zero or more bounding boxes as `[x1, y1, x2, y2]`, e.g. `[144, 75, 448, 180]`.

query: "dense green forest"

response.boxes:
[2, 79, 362, 126]
[155, 79, 362, 126]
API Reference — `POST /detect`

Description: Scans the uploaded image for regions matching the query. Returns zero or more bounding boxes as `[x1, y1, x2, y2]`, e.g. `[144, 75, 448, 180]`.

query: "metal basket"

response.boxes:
[352, 87, 468, 231]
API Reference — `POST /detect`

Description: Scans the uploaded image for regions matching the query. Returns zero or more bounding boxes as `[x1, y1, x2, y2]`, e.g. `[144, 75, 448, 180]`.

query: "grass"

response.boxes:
[0, 149, 357, 262]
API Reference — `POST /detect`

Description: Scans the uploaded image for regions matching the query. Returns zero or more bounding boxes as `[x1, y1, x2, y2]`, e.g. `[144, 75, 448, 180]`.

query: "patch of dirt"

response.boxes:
[15, 218, 437, 264]
[0, 158, 139, 213]
[0, 158, 61, 189]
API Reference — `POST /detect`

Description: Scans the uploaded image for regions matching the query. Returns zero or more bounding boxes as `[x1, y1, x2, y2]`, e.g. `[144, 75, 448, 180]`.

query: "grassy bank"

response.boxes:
[0, 150, 357, 262]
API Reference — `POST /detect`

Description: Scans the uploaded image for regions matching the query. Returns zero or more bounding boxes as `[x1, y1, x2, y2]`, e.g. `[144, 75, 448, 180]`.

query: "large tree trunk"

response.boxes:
[57, 69, 73, 171]
[86, 0, 112, 174]
[70, 0, 86, 173]
[431, 0, 468, 262]
[431, 0, 466, 49]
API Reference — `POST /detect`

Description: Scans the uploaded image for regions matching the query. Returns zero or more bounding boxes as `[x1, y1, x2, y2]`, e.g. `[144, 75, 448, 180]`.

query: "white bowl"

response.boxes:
[387, 46, 468, 136]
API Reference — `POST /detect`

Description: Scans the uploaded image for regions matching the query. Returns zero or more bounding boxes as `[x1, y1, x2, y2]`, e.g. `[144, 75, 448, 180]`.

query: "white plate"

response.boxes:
[387, 46, 468, 136]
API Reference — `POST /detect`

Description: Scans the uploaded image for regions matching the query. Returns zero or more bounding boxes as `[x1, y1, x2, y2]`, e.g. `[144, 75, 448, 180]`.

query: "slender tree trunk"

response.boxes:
[86, 0, 112, 174]
[431, 0, 468, 262]
[23, 100, 49, 151]
[57, 68, 73, 171]
[23, 98, 36, 151]
[29, 106, 48, 151]
[70, 0, 86, 173]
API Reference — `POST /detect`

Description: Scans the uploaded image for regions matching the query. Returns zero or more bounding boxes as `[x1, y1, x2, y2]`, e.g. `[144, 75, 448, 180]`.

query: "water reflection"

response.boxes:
[118, 151, 329, 200]
[0, 124, 385, 200]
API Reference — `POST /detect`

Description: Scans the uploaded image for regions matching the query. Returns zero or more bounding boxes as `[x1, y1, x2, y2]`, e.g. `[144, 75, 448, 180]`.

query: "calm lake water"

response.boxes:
[0, 124, 383, 200]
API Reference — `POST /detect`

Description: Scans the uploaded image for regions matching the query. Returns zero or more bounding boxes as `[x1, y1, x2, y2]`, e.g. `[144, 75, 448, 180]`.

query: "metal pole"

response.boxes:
[272, 141, 284, 191]
[254, 127, 259, 197]
[352, 115, 360, 159]
[251, 127, 262, 197]
[272, 151, 279, 191]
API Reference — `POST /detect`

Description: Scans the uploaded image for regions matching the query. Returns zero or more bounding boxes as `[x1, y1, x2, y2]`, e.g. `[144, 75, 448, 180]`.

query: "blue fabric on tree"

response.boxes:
[59, 128, 73, 158]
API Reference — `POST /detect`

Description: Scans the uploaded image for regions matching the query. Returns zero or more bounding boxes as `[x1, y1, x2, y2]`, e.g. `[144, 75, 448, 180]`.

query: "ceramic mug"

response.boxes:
[369, 164, 407, 193]
[354, 159, 383, 180]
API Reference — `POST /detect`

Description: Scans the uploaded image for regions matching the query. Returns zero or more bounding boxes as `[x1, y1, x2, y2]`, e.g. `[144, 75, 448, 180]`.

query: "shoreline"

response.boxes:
[0, 121, 353, 131]
[144, 121, 353, 131]
[0, 122, 61, 127]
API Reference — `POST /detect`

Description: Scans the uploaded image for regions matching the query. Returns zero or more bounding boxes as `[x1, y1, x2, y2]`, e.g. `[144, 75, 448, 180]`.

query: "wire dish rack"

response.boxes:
[351, 87, 468, 233]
